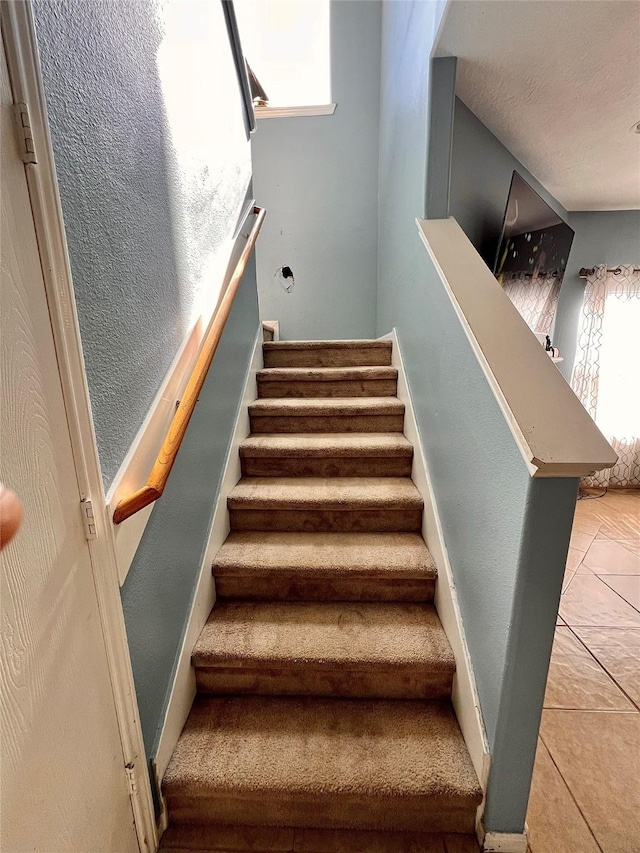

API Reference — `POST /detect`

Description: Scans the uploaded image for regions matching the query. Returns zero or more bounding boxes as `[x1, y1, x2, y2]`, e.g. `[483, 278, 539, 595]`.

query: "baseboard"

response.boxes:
[387, 329, 490, 791]
[479, 825, 529, 853]
[152, 326, 263, 784]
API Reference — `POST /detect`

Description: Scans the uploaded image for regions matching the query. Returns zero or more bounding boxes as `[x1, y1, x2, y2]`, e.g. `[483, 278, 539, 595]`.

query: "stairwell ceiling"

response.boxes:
[437, 0, 640, 211]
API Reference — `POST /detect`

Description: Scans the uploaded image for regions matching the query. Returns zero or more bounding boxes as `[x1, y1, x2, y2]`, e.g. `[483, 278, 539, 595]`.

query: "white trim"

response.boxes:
[478, 826, 529, 853]
[153, 327, 263, 786]
[385, 330, 490, 792]
[106, 320, 205, 585]
[261, 319, 280, 341]
[416, 217, 617, 479]
[0, 4, 157, 850]
[255, 103, 336, 119]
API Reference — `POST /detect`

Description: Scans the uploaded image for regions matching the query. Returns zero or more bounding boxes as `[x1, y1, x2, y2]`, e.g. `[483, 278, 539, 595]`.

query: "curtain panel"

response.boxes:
[501, 271, 562, 336]
[571, 265, 640, 488]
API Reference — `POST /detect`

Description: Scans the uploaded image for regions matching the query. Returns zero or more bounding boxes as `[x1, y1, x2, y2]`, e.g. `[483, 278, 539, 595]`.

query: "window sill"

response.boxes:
[254, 103, 337, 119]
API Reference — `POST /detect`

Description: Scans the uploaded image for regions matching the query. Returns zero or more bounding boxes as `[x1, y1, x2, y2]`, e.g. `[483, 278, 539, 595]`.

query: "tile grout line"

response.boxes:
[595, 574, 640, 615]
[537, 733, 605, 853]
[566, 625, 640, 712]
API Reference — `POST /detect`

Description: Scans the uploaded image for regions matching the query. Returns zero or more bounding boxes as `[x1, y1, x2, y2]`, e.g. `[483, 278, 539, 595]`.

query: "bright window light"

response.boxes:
[234, 0, 331, 107]
[595, 288, 640, 438]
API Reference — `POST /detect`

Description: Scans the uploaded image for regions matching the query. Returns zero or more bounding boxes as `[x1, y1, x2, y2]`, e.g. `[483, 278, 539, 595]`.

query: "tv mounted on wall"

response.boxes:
[494, 171, 574, 284]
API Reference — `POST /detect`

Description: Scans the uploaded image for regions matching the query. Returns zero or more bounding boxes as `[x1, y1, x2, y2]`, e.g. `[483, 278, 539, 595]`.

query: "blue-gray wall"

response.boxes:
[34, 0, 252, 487]
[449, 98, 568, 269]
[377, 2, 577, 833]
[250, 0, 381, 340]
[449, 98, 640, 382]
[34, 0, 260, 759]
[122, 264, 259, 758]
[555, 211, 640, 379]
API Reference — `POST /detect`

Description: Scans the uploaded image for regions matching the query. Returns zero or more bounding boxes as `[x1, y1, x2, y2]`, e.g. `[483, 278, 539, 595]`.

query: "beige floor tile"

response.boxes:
[566, 549, 585, 573]
[526, 739, 601, 853]
[596, 525, 640, 545]
[293, 828, 446, 852]
[574, 627, 640, 708]
[570, 530, 598, 553]
[556, 614, 565, 625]
[571, 513, 603, 536]
[599, 575, 640, 611]
[583, 539, 640, 575]
[558, 575, 640, 628]
[563, 550, 584, 591]
[616, 539, 640, 557]
[540, 710, 640, 853]
[544, 627, 633, 711]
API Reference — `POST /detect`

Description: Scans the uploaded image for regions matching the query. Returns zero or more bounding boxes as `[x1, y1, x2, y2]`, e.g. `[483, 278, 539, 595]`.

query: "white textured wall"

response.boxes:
[33, 0, 252, 486]
[250, 0, 381, 341]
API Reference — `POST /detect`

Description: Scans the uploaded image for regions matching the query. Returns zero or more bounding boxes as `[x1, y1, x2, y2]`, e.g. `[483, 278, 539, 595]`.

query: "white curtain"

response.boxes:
[571, 265, 640, 488]
[502, 271, 562, 335]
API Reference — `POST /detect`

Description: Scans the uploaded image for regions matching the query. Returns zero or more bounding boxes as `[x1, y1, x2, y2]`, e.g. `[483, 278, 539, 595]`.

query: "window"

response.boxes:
[571, 266, 640, 487]
[234, 0, 334, 118]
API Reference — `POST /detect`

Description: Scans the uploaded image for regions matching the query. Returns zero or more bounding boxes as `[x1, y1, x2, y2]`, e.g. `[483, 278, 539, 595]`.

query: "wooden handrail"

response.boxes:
[113, 205, 266, 524]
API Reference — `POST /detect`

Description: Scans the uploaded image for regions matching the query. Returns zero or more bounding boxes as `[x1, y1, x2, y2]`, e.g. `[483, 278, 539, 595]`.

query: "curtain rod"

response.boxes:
[579, 266, 640, 278]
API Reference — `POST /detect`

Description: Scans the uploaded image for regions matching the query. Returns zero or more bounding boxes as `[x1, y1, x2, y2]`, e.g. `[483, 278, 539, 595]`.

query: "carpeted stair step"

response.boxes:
[227, 477, 423, 533]
[249, 397, 405, 434]
[213, 532, 436, 601]
[192, 601, 455, 699]
[239, 433, 413, 478]
[263, 339, 392, 369]
[162, 695, 483, 833]
[257, 366, 398, 399]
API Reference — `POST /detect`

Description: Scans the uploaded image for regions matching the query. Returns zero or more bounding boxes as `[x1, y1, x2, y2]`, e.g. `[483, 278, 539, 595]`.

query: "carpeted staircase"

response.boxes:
[161, 340, 482, 852]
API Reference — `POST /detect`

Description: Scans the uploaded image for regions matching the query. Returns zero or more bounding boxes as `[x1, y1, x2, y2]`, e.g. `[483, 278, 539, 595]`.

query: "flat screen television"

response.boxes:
[494, 172, 574, 284]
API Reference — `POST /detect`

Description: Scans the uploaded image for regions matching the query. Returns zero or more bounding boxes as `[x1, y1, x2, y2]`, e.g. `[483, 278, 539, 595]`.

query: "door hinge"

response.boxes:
[125, 763, 138, 798]
[80, 498, 98, 540]
[13, 102, 37, 164]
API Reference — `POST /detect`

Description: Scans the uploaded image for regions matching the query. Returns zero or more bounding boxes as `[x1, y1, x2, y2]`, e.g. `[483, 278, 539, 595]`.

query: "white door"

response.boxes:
[0, 33, 139, 853]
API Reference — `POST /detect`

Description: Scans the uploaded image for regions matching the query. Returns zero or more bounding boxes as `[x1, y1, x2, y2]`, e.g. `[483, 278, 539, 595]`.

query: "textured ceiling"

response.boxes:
[437, 0, 640, 211]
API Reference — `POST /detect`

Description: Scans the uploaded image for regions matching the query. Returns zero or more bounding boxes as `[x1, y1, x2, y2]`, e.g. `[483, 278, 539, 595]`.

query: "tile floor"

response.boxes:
[526, 488, 640, 853]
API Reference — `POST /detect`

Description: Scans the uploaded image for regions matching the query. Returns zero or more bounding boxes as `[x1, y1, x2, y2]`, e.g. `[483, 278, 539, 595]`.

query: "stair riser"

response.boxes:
[214, 575, 435, 602]
[250, 415, 405, 434]
[257, 379, 398, 398]
[165, 796, 476, 834]
[263, 348, 392, 369]
[240, 455, 412, 478]
[229, 508, 423, 533]
[194, 666, 453, 700]
[160, 825, 479, 852]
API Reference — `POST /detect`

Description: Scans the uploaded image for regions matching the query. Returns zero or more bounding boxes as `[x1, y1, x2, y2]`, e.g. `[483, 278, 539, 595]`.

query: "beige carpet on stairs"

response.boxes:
[161, 340, 482, 851]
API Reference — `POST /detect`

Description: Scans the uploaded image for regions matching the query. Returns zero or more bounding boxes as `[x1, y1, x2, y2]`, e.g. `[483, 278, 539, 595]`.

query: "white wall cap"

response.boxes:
[416, 217, 617, 478]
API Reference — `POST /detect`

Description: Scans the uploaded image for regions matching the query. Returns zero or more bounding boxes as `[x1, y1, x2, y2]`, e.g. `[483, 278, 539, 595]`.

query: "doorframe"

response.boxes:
[1, 3, 158, 850]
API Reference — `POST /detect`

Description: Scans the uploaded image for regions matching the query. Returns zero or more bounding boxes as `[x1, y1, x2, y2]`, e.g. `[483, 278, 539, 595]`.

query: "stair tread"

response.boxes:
[192, 602, 454, 671]
[213, 532, 436, 578]
[249, 397, 404, 415]
[240, 433, 413, 458]
[228, 477, 423, 510]
[162, 695, 482, 805]
[258, 366, 397, 381]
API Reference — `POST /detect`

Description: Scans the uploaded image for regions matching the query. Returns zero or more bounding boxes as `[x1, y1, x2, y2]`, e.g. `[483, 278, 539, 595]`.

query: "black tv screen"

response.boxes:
[494, 172, 574, 283]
